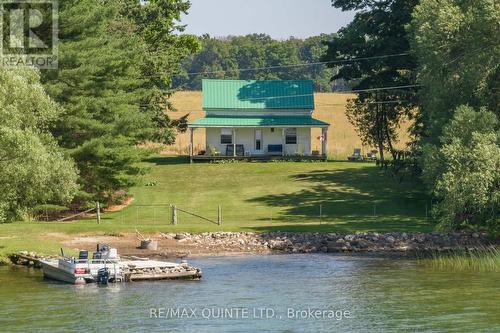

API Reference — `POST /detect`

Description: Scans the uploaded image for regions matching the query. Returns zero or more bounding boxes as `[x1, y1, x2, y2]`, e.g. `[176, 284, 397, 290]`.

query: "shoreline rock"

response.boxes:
[7, 231, 498, 266]
[161, 231, 498, 254]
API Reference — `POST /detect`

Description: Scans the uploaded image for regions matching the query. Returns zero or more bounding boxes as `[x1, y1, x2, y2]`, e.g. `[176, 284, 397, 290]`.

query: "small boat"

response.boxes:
[40, 245, 123, 285]
[40, 244, 202, 284]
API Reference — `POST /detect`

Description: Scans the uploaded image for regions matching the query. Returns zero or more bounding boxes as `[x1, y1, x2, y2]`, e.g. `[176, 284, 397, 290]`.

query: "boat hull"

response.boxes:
[40, 260, 91, 285]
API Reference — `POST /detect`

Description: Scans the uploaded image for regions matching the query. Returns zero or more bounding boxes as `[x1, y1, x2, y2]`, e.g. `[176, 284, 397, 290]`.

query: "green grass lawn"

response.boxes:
[0, 156, 435, 258]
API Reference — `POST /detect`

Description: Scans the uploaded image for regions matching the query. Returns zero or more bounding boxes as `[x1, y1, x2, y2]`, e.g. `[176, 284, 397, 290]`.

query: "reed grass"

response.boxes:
[419, 247, 500, 272]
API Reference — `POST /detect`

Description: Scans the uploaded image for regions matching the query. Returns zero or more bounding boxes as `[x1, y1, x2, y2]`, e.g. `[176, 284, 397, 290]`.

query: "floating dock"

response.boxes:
[11, 252, 202, 284]
[122, 259, 202, 281]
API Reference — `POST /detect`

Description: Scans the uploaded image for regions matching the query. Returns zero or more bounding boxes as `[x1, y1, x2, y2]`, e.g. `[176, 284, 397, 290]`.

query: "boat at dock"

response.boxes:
[39, 244, 202, 285]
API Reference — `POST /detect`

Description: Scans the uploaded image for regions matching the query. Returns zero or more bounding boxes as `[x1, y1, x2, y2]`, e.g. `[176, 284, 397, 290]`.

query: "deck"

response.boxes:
[191, 155, 327, 162]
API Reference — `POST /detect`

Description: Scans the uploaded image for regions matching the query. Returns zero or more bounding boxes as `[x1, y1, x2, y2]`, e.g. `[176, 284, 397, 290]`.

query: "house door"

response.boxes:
[255, 129, 262, 152]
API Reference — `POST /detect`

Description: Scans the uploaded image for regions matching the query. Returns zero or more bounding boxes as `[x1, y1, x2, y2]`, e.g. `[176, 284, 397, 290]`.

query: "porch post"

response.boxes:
[281, 128, 285, 156]
[233, 128, 236, 157]
[321, 127, 328, 161]
[189, 127, 194, 164]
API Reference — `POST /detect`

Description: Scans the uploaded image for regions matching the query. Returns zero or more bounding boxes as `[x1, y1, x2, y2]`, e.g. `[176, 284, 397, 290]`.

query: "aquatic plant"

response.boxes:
[419, 247, 500, 272]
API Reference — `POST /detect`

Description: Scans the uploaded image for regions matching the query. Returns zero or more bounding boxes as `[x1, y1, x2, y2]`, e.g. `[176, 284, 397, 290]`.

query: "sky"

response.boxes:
[180, 0, 355, 39]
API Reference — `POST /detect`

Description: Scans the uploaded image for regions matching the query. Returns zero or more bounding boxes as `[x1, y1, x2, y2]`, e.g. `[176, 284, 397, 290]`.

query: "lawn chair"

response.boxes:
[366, 149, 378, 160]
[347, 148, 362, 161]
[207, 145, 220, 156]
[226, 144, 245, 156]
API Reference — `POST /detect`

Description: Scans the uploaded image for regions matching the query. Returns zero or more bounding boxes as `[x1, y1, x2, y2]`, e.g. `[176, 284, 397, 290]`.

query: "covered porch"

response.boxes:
[188, 116, 329, 163]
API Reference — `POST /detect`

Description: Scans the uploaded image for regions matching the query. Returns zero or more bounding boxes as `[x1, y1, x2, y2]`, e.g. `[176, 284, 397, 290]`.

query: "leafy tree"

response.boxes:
[322, 0, 419, 161]
[231, 34, 270, 81]
[410, 0, 499, 141]
[0, 67, 78, 222]
[422, 106, 499, 231]
[174, 34, 338, 92]
[42, 0, 199, 205]
[176, 35, 239, 90]
[300, 34, 338, 92]
[411, 0, 499, 231]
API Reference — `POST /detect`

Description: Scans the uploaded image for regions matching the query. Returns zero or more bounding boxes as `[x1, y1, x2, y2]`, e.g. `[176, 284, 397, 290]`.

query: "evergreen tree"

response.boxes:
[42, 0, 199, 205]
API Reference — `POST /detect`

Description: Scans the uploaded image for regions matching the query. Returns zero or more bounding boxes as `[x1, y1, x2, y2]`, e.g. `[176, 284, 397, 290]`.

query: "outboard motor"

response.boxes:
[97, 267, 110, 284]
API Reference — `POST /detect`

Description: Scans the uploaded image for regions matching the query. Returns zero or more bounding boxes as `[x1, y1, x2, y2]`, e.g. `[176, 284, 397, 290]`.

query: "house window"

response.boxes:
[221, 129, 232, 144]
[285, 128, 297, 144]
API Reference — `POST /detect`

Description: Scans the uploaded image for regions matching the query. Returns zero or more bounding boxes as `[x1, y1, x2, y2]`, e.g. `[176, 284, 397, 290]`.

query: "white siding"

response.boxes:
[205, 127, 312, 156]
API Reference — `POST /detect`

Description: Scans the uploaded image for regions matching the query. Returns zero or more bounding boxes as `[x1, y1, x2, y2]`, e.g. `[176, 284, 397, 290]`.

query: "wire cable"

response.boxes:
[181, 52, 411, 76]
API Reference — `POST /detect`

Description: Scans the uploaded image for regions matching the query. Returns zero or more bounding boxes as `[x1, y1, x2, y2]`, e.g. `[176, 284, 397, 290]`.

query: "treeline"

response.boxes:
[325, 0, 499, 232]
[173, 34, 347, 92]
[0, 0, 200, 221]
[1, 0, 498, 233]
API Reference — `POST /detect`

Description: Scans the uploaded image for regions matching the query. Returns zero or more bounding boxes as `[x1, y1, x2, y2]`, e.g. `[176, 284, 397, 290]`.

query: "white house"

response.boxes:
[188, 79, 330, 162]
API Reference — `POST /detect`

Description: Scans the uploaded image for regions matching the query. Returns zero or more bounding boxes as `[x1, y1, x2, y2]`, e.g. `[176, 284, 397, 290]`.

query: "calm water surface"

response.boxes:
[0, 254, 498, 332]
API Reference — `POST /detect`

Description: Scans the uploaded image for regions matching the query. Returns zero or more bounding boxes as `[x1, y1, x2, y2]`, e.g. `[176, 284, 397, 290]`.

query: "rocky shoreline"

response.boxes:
[5, 231, 498, 266]
[160, 230, 498, 255]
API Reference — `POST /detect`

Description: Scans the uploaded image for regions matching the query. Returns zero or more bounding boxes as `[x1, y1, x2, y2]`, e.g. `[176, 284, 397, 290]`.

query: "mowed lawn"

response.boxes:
[0, 157, 434, 257]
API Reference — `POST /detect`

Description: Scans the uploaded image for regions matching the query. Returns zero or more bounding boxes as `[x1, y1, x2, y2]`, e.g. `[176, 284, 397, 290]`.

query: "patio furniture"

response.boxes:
[207, 145, 220, 156]
[226, 144, 245, 156]
[267, 144, 283, 156]
[347, 148, 362, 161]
[366, 150, 378, 160]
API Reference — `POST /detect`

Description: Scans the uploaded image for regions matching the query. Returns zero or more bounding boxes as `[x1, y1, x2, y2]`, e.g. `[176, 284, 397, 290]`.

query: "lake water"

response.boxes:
[0, 254, 498, 332]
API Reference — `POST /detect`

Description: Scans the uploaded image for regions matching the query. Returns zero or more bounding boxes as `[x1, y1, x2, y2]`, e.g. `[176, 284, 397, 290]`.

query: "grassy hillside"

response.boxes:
[166, 91, 412, 159]
[0, 158, 433, 257]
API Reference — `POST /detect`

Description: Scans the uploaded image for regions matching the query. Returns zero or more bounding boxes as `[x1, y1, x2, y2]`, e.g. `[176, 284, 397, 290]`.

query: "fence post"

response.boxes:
[319, 204, 322, 224]
[96, 202, 101, 224]
[218, 205, 222, 225]
[172, 205, 177, 225]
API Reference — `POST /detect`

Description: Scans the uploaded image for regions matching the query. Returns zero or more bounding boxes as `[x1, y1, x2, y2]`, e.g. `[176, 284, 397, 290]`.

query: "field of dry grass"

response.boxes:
[166, 91, 411, 159]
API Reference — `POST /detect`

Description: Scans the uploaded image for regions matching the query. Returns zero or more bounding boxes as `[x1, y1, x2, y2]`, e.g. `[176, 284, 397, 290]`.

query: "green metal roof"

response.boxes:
[202, 79, 314, 109]
[189, 116, 329, 128]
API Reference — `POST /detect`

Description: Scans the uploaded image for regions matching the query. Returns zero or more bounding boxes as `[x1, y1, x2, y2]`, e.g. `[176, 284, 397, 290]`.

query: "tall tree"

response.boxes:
[410, 0, 499, 141]
[410, 0, 499, 231]
[42, 0, 199, 205]
[0, 67, 78, 222]
[322, 0, 419, 161]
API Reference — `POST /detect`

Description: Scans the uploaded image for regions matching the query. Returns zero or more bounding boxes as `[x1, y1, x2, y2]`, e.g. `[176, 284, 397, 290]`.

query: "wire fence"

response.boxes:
[101, 199, 435, 230]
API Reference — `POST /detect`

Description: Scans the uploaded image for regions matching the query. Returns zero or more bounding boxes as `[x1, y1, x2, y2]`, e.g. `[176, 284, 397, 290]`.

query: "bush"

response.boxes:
[422, 106, 500, 232]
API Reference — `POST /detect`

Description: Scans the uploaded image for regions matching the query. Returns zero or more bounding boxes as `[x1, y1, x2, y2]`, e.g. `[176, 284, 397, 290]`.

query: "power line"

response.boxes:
[316, 100, 412, 107]
[138, 52, 412, 79]
[213, 84, 420, 103]
[165, 99, 413, 113]
[349, 84, 420, 93]
[180, 52, 411, 77]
